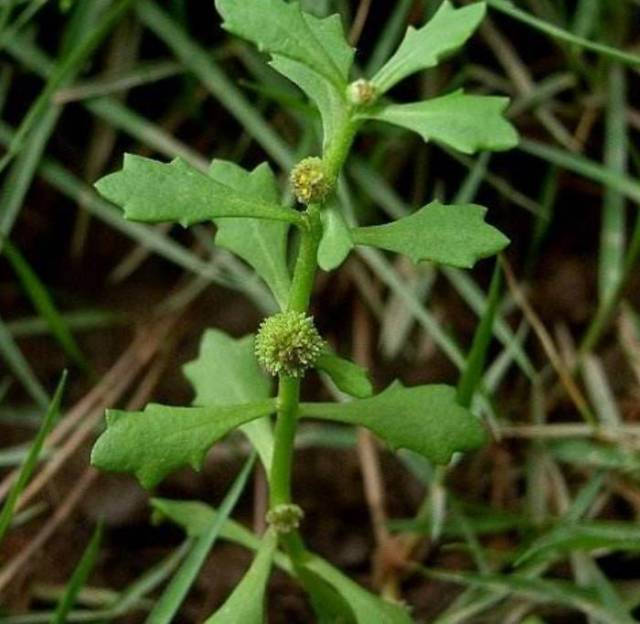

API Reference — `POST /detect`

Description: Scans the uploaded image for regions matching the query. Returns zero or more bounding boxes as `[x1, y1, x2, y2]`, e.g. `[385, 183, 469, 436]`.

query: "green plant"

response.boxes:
[89, 0, 517, 620]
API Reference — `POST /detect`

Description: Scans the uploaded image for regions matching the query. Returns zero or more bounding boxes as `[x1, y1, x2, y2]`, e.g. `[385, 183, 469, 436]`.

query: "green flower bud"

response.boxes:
[347, 79, 377, 106]
[290, 157, 332, 205]
[266, 504, 304, 534]
[255, 311, 324, 378]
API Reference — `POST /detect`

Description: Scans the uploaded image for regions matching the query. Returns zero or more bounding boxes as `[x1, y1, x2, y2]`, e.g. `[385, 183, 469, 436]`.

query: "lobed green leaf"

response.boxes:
[215, 0, 353, 89]
[301, 383, 487, 465]
[318, 203, 353, 271]
[205, 530, 277, 623]
[91, 400, 275, 489]
[352, 201, 509, 269]
[316, 351, 374, 399]
[95, 154, 303, 227]
[372, 1, 487, 94]
[183, 329, 274, 469]
[304, 555, 413, 624]
[362, 90, 518, 154]
[147, 456, 256, 623]
[209, 160, 291, 309]
[270, 55, 349, 152]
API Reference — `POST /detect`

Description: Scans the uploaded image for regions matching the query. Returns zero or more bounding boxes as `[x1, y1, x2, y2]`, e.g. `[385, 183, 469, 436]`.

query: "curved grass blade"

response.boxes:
[0, 0, 137, 174]
[52, 522, 103, 624]
[2, 239, 87, 369]
[520, 139, 640, 205]
[457, 261, 502, 407]
[145, 455, 256, 624]
[0, 315, 50, 408]
[136, 0, 293, 169]
[486, 0, 640, 67]
[599, 65, 627, 304]
[422, 568, 636, 624]
[0, 371, 66, 545]
[516, 520, 640, 567]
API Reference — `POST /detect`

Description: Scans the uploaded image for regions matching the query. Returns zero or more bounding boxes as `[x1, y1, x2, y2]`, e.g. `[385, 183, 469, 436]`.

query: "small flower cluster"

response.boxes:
[290, 157, 332, 205]
[347, 79, 377, 106]
[255, 311, 324, 378]
[266, 504, 304, 534]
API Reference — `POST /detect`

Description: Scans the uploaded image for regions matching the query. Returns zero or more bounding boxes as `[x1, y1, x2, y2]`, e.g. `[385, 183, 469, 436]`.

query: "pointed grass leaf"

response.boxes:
[372, 1, 486, 94]
[95, 154, 303, 227]
[318, 203, 353, 271]
[204, 529, 277, 624]
[457, 262, 502, 407]
[316, 351, 373, 399]
[91, 400, 275, 489]
[151, 498, 294, 575]
[2, 239, 87, 369]
[551, 439, 640, 473]
[301, 383, 487, 464]
[184, 330, 271, 407]
[52, 523, 103, 624]
[363, 91, 518, 155]
[215, 0, 353, 89]
[151, 498, 253, 546]
[183, 330, 274, 469]
[146, 456, 255, 624]
[304, 555, 413, 624]
[0, 371, 67, 545]
[209, 161, 291, 309]
[352, 202, 509, 269]
[423, 569, 636, 624]
[516, 521, 640, 567]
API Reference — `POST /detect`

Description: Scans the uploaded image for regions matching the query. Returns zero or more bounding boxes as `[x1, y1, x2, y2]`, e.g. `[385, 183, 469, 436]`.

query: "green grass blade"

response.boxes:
[365, 0, 413, 75]
[0, 371, 66, 545]
[580, 213, 640, 353]
[0, 0, 136, 173]
[136, 0, 293, 169]
[357, 247, 466, 369]
[0, 0, 17, 35]
[457, 261, 503, 408]
[7, 309, 121, 338]
[423, 568, 636, 624]
[0, 0, 129, 245]
[2, 32, 208, 171]
[52, 523, 103, 624]
[145, 455, 256, 624]
[2, 239, 87, 369]
[0, 120, 272, 313]
[486, 0, 640, 67]
[571, 0, 601, 39]
[599, 65, 627, 303]
[0, 314, 50, 408]
[520, 138, 640, 205]
[0, 106, 61, 243]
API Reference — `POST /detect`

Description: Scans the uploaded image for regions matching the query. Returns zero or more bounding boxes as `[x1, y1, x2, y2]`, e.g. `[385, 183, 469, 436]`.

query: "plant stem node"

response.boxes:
[290, 157, 332, 205]
[347, 79, 377, 106]
[255, 311, 324, 378]
[266, 504, 304, 533]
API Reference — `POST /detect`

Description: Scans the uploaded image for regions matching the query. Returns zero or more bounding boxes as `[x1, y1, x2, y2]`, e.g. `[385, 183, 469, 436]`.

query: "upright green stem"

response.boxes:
[267, 114, 359, 560]
[269, 205, 323, 512]
[270, 375, 301, 507]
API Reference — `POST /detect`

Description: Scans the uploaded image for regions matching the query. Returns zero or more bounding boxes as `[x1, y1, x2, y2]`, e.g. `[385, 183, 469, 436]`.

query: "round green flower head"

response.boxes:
[347, 79, 377, 106]
[290, 157, 332, 205]
[266, 504, 304, 534]
[255, 311, 324, 378]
